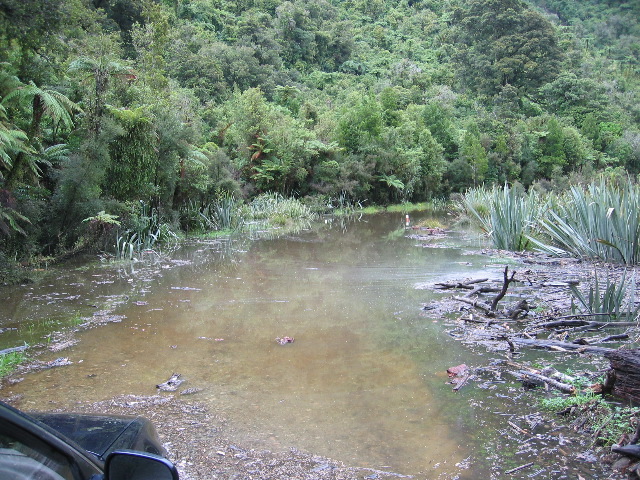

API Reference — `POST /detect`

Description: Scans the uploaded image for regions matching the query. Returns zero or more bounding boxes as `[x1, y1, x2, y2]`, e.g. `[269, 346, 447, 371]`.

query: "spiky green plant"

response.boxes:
[463, 185, 544, 251]
[212, 192, 240, 230]
[532, 181, 640, 264]
[243, 193, 315, 222]
[115, 203, 177, 259]
[570, 270, 639, 321]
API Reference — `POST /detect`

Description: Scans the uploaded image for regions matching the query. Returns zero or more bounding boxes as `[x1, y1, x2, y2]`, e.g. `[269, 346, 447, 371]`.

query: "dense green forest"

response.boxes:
[0, 0, 638, 271]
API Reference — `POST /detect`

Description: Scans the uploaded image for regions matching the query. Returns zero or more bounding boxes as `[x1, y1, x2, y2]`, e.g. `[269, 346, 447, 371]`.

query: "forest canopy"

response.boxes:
[0, 0, 638, 264]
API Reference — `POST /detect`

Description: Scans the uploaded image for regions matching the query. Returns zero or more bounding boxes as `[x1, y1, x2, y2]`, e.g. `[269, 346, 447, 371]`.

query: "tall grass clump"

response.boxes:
[532, 181, 640, 264]
[115, 202, 178, 259]
[462, 185, 545, 251]
[198, 192, 241, 231]
[242, 193, 315, 223]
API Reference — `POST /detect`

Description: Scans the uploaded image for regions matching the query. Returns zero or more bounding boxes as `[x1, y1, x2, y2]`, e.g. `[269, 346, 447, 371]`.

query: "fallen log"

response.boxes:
[604, 348, 640, 404]
[509, 337, 615, 355]
[573, 334, 629, 345]
[537, 319, 637, 329]
[464, 285, 501, 297]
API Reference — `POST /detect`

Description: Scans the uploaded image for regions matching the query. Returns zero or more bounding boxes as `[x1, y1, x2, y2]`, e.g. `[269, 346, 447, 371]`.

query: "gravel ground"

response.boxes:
[68, 394, 412, 480]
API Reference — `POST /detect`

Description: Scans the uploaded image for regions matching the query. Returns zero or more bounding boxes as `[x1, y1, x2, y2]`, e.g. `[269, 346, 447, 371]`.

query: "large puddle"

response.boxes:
[0, 213, 598, 478]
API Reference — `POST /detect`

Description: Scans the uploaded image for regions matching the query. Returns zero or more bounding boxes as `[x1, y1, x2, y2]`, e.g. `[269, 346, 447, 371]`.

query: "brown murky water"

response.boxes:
[0, 214, 562, 477]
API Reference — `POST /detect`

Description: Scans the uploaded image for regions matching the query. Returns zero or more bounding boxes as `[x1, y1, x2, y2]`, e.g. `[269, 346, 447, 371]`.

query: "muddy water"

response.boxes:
[1, 214, 499, 476]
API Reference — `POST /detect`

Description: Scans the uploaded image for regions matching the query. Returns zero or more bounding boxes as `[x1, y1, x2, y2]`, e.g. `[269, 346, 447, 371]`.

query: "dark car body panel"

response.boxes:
[30, 412, 167, 460]
[0, 401, 178, 480]
[0, 401, 104, 479]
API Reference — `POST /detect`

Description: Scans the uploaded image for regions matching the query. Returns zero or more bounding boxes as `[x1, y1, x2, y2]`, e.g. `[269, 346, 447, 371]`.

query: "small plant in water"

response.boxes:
[0, 349, 27, 377]
[593, 406, 640, 446]
[539, 391, 599, 412]
[115, 202, 178, 260]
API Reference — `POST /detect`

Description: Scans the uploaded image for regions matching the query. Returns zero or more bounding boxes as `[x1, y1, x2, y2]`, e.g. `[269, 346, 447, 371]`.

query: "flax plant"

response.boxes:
[463, 185, 544, 251]
[242, 193, 315, 221]
[533, 181, 640, 264]
[570, 270, 639, 322]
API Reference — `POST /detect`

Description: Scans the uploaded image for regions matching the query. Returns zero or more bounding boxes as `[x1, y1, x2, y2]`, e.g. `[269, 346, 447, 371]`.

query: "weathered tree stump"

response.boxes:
[604, 349, 640, 405]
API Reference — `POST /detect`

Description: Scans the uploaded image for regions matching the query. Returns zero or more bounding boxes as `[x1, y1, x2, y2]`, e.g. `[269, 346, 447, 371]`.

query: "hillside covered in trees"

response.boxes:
[0, 0, 638, 270]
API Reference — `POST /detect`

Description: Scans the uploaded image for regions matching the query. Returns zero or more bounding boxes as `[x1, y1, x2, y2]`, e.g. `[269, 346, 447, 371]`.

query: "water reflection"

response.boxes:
[1, 213, 489, 476]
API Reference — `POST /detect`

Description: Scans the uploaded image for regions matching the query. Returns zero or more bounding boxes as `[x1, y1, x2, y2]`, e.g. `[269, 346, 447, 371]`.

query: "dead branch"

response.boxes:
[573, 334, 629, 345]
[435, 278, 489, 290]
[508, 421, 529, 435]
[465, 285, 502, 297]
[518, 370, 576, 394]
[453, 296, 494, 316]
[537, 319, 637, 329]
[491, 266, 516, 311]
[509, 337, 615, 354]
[504, 462, 534, 475]
[630, 422, 640, 445]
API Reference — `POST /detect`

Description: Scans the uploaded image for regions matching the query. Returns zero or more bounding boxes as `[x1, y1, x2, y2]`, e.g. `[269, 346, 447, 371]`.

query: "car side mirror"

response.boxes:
[105, 450, 179, 480]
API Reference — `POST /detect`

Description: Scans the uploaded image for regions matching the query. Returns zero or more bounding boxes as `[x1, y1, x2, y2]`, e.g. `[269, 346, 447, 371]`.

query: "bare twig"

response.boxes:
[505, 462, 534, 475]
[453, 296, 494, 315]
[491, 266, 516, 311]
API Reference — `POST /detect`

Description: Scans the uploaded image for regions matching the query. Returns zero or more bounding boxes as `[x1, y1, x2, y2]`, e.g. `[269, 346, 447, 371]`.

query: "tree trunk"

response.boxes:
[604, 349, 640, 405]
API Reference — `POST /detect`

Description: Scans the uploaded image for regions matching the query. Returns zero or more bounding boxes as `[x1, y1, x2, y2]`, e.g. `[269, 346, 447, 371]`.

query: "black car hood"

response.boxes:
[29, 412, 166, 460]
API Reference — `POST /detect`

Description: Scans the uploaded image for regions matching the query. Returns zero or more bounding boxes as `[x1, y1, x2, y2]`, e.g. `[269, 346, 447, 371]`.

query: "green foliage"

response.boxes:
[115, 202, 177, 259]
[104, 106, 157, 201]
[336, 93, 383, 153]
[0, 194, 31, 236]
[241, 192, 315, 222]
[0, 349, 27, 378]
[539, 392, 598, 412]
[533, 180, 640, 264]
[570, 269, 639, 321]
[540, 392, 640, 448]
[0, 0, 638, 262]
[592, 406, 640, 447]
[452, 0, 564, 95]
[463, 185, 544, 251]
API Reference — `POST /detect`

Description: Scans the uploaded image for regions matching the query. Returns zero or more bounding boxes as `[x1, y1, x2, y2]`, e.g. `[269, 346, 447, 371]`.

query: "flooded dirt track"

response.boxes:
[0, 214, 624, 479]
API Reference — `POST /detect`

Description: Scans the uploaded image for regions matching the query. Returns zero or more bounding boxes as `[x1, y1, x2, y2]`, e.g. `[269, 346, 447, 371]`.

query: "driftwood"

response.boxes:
[435, 278, 488, 289]
[604, 348, 640, 404]
[453, 296, 495, 316]
[508, 337, 615, 354]
[537, 319, 637, 329]
[465, 285, 502, 297]
[573, 334, 629, 345]
[518, 370, 576, 394]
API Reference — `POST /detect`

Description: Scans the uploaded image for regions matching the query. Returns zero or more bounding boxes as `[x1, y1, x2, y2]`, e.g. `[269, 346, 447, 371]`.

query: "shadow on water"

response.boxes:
[0, 213, 603, 478]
